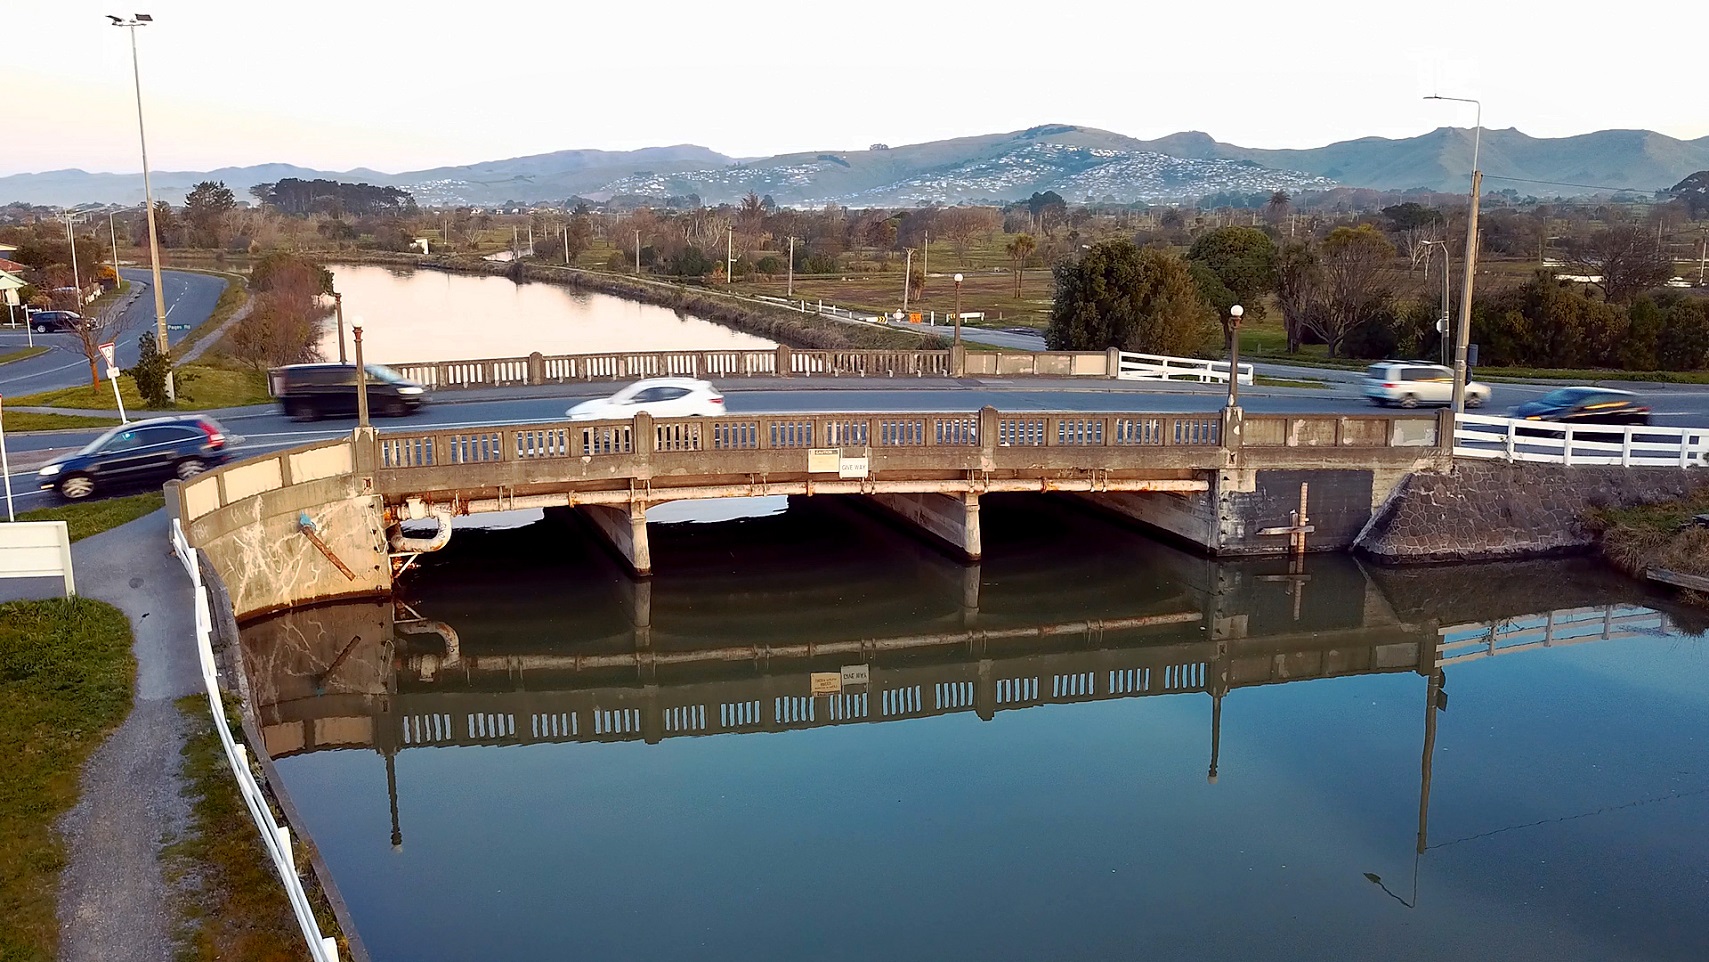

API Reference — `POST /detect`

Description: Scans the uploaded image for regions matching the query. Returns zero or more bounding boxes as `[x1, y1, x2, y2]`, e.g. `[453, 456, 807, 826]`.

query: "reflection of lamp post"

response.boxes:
[109, 13, 173, 401]
[953, 272, 964, 346]
[1225, 304, 1244, 408]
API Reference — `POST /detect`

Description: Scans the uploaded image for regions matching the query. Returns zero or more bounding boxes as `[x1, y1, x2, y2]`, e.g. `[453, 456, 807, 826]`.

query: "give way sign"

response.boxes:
[99, 341, 117, 368]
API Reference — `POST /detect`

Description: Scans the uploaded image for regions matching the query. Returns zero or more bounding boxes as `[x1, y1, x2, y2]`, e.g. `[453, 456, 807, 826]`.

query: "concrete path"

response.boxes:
[55, 510, 199, 962]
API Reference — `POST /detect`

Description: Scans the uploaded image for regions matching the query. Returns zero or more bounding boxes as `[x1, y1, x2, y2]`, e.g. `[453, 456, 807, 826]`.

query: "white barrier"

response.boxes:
[1118, 351, 1254, 385]
[169, 519, 341, 962]
[0, 520, 75, 596]
[1454, 413, 1709, 467]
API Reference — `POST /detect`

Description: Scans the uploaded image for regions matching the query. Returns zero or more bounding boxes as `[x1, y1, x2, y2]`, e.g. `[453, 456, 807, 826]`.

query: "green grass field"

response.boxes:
[19, 492, 165, 542]
[0, 346, 49, 367]
[13, 366, 270, 413]
[0, 598, 135, 962]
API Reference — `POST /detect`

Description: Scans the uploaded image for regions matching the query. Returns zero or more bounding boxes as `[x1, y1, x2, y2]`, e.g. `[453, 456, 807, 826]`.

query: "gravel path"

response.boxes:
[175, 296, 252, 365]
[55, 510, 200, 962]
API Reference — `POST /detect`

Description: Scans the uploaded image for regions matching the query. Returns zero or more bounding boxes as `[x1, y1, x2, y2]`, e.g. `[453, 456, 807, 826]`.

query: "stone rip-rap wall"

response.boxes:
[1356, 461, 1709, 563]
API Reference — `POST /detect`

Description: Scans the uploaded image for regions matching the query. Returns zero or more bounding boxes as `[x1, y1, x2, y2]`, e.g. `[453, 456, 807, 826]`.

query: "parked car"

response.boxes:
[27, 310, 83, 333]
[1511, 387, 1650, 427]
[36, 415, 234, 501]
[1361, 361, 1491, 408]
[270, 363, 427, 421]
[566, 378, 725, 421]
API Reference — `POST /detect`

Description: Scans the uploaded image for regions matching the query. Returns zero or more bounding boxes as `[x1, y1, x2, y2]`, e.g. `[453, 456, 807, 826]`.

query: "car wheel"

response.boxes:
[58, 474, 95, 500]
[385, 399, 408, 417]
[287, 399, 318, 422]
[1399, 394, 1419, 408]
[175, 458, 208, 481]
[1466, 393, 1485, 409]
[33, 323, 49, 334]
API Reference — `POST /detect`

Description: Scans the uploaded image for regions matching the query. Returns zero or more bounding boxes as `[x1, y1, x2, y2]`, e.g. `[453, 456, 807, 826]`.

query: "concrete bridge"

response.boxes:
[171, 406, 1448, 620]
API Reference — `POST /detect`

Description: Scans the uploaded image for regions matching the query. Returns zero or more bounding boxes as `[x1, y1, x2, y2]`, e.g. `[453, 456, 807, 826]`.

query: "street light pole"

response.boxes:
[1226, 304, 1245, 409]
[111, 13, 173, 401]
[64, 214, 83, 304]
[1421, 240, 1451, 365]
[726, 228, 733, 285]
[787, 237, 795, 297]
[953, 272, 964, 346]
[1426, 94, 1482, 415]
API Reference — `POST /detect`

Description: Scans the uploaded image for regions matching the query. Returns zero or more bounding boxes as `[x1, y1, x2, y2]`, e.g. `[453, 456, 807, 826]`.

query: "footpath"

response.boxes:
[54, 510, 200, 962]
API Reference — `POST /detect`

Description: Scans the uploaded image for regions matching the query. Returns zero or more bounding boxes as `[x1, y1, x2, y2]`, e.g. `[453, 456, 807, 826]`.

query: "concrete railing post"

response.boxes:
[1106, 347, 1121, 379]
[775, 344, 793, 377]
[1220, 405, 1243, 456]
[951, 342, 966, 378]
[632, 411, 655, 477]
[528, 352, 545, 386]
[1437, 408, 1455, 454]
[979, 405, 999, 471]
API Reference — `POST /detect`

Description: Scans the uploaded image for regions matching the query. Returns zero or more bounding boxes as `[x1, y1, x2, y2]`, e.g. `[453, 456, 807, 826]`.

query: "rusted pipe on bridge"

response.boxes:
[441, 477, 1209, 515]
[388, 500, 455, 554]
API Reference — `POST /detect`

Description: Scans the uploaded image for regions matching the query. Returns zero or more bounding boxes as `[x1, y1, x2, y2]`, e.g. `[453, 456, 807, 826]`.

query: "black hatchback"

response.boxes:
[36, 415, 233, 501]
[269, 363, 427, 421]
[1511, 387, 1650, 427]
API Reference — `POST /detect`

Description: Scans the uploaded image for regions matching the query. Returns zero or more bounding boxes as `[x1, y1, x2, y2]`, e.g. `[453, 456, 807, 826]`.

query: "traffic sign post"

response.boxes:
[99, 342, 127, 424]
[0, 395, 14, 521]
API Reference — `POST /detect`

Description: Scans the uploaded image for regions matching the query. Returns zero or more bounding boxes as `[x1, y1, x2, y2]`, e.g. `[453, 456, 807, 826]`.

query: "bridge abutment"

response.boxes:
[864, 491, 982, 561]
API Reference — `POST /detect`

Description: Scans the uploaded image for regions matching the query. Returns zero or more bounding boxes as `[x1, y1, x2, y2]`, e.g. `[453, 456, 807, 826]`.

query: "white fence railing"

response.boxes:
[1453, 413, 1709, 467]
[170, 519, 341, 962]
[1117, 351, 1254, 385]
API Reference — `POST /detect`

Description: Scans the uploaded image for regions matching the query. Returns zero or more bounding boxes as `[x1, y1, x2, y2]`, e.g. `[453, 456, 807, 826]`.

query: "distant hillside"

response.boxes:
[5, 124, 1707, 207]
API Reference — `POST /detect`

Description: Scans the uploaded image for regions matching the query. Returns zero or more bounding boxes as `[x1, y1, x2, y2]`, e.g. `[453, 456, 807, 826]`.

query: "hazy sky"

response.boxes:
[5, 0, 1702, 176]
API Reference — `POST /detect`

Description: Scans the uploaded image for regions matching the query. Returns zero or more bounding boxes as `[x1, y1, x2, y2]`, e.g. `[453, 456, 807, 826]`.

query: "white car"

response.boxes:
[566, 377, 725, 421]
[1361, 361, 1490, 408]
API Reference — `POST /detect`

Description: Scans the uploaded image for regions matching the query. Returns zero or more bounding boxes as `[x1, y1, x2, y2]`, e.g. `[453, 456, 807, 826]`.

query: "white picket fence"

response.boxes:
[170, 519, 342, 962]
[1454, 413, 1709, 467]
[1117, 351, 1254, 385]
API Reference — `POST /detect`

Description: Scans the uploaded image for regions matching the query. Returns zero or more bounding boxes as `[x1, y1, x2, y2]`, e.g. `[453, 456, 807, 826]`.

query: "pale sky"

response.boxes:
[5, 0, 1702, 176]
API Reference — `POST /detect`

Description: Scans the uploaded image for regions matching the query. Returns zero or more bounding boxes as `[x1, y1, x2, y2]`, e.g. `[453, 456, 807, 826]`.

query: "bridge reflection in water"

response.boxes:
[235, 495, 1689, 866]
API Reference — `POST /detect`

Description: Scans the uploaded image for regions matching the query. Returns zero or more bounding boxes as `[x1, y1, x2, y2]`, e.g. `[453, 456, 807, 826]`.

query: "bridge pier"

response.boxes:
[863, 491, 982, 561]
[576, 502, 653, 577]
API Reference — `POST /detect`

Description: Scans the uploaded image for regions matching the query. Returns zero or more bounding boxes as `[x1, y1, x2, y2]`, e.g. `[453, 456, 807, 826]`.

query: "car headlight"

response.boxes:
[38, 463, 62, 477]
[397, 386, 424, 395]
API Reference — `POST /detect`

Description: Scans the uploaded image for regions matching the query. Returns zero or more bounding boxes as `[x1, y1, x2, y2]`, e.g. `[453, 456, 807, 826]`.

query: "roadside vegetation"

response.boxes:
[11, 365, 269, 413]
[0, 598, 136, 962]
[1590, 491, 1709, 597]
[0, 345, 49, 366]
[0, 411, 121, 432]
[167, 697, 348, 962]
[18, 492, 165, 542]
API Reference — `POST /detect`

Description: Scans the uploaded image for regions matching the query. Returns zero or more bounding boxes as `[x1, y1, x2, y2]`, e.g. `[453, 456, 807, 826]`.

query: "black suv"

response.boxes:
[28, 310, 83, 333]
[36, 415, 234, 501]
[269, 363, 427, 421]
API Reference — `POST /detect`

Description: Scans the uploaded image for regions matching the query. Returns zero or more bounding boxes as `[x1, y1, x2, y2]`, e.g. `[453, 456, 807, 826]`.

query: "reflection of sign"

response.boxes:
[808, 447, 840, 473]
[98, 342, 116, 367]
[840, 664, 870, 686]
[838, 456, 869, 479]
[810, 672, 842, 695]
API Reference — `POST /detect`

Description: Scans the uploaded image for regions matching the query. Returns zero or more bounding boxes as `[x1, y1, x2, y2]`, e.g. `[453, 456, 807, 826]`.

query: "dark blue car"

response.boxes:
[36, 415, 233, 501]
[1511, 387, 1650, 427]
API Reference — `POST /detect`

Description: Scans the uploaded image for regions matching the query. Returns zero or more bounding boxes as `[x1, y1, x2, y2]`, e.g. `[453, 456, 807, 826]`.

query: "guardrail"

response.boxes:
[170, 519, 342, 962]
[383, 347, 956, 389]
[1118, 351, 1254, 385]
[1453, 413, 1709, 467]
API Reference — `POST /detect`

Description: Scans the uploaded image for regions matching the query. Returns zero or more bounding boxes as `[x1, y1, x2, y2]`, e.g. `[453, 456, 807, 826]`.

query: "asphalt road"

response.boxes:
[10, 374, 1709, 512]
[0, 268, 226, 396]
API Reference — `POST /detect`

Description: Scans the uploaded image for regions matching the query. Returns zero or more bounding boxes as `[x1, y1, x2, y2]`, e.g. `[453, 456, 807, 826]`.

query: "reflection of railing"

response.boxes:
[1454, 414, 1709, 467]
[1437, 604, 1670, 667]
[169, 520, 343, 962]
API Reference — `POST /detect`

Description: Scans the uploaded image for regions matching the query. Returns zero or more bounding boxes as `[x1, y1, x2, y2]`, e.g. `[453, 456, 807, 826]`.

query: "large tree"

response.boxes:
[1274, 241, 1321, 354]
[1186, 226, 1276, 318]
[1005, 233, 1036, 295]
[1047, 240, 1215, 356]
[183, 180, 237, 248]
[1382, 202, 1445, 269]
[1305, 225, 1395, 358]
[1569, 224, 1673, 303]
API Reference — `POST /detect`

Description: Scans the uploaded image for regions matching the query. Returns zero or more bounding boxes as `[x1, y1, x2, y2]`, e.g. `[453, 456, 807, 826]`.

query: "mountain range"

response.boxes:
[6, 124, 1707, 208]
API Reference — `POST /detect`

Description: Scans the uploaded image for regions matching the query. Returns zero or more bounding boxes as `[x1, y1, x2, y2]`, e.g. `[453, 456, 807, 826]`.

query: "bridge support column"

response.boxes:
[864, 491, 981, 561]
[578, 502, 652, 577]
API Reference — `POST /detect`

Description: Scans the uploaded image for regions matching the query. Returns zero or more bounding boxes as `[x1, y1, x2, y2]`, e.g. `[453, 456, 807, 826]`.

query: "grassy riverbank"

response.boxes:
[1591, 491, 1709, 595]
[427, 256, 942, 352]
[167, 697, 348, 962]
[0, 598, 136, 962]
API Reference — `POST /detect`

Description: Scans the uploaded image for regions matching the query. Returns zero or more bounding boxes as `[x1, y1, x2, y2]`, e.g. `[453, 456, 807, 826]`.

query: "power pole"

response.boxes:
[922, 230, 929, 280]
[787, 236, 795, 297]
[634, 230, 641, 274]
[1451, 171, 1482, 414]
[726, 228, 733, 285]
[563, 226, 570, 266]
[902, 248, 913, 313]
[64, 214, 82, 304]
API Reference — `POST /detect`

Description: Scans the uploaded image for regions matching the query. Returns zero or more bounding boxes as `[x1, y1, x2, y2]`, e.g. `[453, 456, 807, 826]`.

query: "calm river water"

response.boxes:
[242, 497, 1709, 962]
[322, 263, 774, 364]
